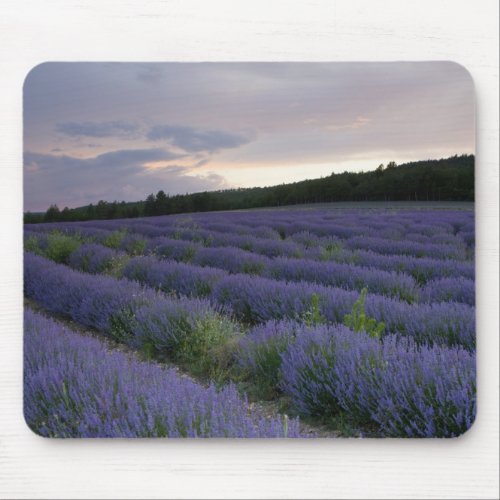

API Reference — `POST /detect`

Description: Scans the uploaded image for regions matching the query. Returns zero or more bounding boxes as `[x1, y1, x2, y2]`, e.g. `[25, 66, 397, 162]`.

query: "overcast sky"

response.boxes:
[24, 62, 474, 211]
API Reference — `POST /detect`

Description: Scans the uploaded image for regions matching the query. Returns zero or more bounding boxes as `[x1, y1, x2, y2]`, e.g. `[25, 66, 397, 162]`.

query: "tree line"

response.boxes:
[24, 154, 474, 223]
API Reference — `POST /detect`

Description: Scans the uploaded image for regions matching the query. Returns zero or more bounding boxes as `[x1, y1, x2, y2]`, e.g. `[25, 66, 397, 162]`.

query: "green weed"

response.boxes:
[343, 288, 385, 339]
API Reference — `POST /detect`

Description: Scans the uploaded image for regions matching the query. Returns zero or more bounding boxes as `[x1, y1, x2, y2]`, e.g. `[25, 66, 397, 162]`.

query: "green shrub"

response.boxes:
[103, 229, 127, 249]
[45, 232, 81, 264]
[319, 242, 344, 261]
[176, 314, 241, 382]
[300, 293, 325, 327]
[123, 238, 146, 256]
[106, 254, 131, 278]
[24, 235, 41, 254]
[343, 288, 385, 339]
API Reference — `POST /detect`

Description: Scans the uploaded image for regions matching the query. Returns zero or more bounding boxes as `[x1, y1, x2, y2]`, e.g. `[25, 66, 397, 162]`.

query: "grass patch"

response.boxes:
[44, 232, 82, 264]
[103, 229, 127, 249]
[175, 315, 242, 384]
[106, 254, 131, 278]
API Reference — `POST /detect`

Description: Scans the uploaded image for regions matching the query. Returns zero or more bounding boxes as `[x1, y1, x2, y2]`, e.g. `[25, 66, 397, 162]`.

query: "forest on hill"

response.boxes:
[24, 154, 474, 223]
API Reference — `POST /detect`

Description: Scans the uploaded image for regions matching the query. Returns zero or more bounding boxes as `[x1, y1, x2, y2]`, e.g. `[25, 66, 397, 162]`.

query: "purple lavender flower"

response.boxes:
[264, 256, 419, 302]
[280, 325, 476, 437]
[24, 309, 301, 438]
[68, 243, 121, 274]
[212, 274, 475, 349]
[123, 255, 227, 297]
[420, 276, 475, 306]
[193, 246, 269, 275]
[146, 236, 198, 262]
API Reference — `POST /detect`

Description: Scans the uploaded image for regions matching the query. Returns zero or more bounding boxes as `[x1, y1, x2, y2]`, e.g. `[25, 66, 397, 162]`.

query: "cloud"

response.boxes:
[24, 148, 184, 176]
[23, 62, 474, 209]
[55, 120, 139, 138]
[153, 164, 190, 175]
[324, 116, 372, 131]
[147, 125, 253, 153]
[24, 149, 229, 211]
[192, 157, 211, 168]
[90, 148, 184, 166]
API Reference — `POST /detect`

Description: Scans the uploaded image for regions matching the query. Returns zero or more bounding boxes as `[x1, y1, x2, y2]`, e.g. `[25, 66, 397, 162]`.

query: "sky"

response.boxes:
[23, 62, 474, 211]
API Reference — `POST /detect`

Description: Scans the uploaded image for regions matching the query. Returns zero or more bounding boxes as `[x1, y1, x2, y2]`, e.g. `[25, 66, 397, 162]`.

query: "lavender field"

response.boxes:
[24, 205, 476, 438]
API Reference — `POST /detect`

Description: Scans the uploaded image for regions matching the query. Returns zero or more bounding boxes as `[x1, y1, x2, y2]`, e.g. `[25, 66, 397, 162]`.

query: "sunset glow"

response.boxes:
[24, 62, 474, 211]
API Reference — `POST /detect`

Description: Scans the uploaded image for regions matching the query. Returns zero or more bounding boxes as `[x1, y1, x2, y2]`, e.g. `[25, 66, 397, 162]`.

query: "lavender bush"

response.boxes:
[280, 325, 476, 437]
[420, 276, 475, 306]
[146, 236, 198, 262]
[264, 256, 419, 302]
[238, 320, 306, 394]
[24, 252, 239, 364]
[24, 309, 300, 437]
[348, 249, 475, 284]
[212, 274, 475, 349]
[68, 243, 122, 274]
[123, 255, 228, 297]
[345, 235, 467, 261]
[193, 246, 270, 275]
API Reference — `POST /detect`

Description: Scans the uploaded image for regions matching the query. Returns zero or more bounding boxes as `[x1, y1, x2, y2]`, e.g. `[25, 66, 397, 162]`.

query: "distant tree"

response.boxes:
[95, 200, 108, 219]
[328, 176, 352, 201]
[107, 201, 118, 219]
[86, 203, 96, 220]
[155, 190, 169, 215]
[24, 211, 44, 224]
[128, 205, 140, 218]
[144, 193, 156, 216]
[60, 207, 71, 221]
[192, 192, 212, 212]
[44, 204, 60, 222]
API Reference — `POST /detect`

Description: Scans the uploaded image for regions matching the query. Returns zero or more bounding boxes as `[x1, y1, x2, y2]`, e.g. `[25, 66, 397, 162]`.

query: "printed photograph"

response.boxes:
[23, 62, 475, 438]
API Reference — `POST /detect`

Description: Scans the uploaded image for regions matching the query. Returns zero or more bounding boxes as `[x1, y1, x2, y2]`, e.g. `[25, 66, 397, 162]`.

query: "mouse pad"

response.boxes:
[23, 62, 475, 438]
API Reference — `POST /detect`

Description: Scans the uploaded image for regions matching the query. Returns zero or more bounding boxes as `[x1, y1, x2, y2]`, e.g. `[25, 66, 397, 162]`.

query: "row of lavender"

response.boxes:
[25, 308, 300, 437]
[105, 237, 475, 305]
[23, 238, 475, 350]
[28, 209, 474, 262]
[35, 207, 474, 248]
[25, 230, 464, 304]
[29, 211, 474, 283]
[24, 253, 475, 437]
[24, 225, 475, 305]
[240, 320, 475, 437]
